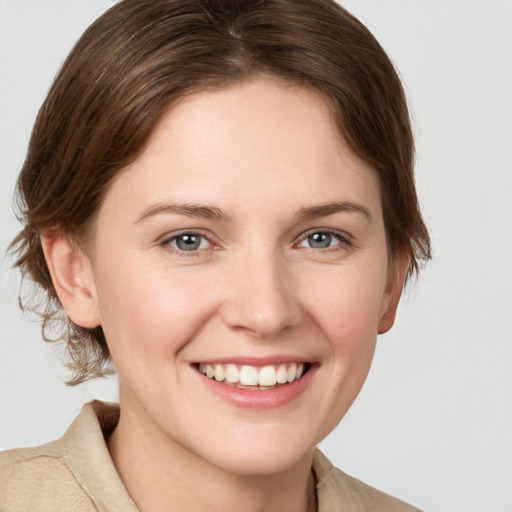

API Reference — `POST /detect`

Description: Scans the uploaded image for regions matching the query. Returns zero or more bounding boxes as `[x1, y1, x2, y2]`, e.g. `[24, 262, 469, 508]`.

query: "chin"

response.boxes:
[213, 450, 312, 477]
[192, 428, 317, 476]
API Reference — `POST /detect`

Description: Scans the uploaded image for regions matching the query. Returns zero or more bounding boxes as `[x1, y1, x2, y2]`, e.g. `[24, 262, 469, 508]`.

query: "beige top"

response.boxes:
[0, 401, 422, 511]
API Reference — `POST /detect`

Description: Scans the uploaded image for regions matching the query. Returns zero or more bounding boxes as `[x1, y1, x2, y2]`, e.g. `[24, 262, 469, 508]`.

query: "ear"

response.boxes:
[377, 249, 410, 334]
[41, 231, 101, 329]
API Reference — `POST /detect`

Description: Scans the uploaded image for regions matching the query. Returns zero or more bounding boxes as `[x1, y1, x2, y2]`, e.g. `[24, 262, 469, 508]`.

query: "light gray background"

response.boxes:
[1, 1, 511, 511]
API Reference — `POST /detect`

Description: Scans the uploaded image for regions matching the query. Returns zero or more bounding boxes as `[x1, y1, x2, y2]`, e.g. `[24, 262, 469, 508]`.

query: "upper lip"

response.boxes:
[191, 355, 315, 367]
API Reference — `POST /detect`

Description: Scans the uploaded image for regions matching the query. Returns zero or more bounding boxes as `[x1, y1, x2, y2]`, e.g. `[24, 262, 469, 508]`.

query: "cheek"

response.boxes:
[93, 259, 220, 362]
[301, 263, 388, 349]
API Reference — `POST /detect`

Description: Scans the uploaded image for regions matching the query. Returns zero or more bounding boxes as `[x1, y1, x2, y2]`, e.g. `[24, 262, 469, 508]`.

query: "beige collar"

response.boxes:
[48, 401, 421, 511]
[55, 401, 344, 512]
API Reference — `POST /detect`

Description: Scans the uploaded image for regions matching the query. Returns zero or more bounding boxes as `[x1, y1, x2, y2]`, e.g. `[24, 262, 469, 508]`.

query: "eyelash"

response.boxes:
[161, 230, 215, 256]
[160, 229, 352, 255]
[295, 229, 352, 252]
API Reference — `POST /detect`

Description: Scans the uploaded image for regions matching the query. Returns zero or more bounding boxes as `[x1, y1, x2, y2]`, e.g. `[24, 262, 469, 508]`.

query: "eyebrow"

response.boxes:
[135, 202, 225, 223]
[135, 200, 371, 224]
[296, 201, 372, 222]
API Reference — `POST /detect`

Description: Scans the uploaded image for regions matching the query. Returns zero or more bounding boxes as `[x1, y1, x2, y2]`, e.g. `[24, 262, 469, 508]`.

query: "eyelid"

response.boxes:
[157, 227, 353, 254]
[159, 229, 219, 254]
[294, 228, 353, 249]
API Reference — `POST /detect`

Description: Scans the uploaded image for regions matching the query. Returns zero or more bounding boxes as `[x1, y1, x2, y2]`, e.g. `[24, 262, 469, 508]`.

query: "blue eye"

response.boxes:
[167, 233, 211, 252]
[298, 231, 345, 249]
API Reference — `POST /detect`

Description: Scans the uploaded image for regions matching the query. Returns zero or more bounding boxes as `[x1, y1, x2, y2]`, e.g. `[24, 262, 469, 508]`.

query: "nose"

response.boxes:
[220, 250, 302, 339]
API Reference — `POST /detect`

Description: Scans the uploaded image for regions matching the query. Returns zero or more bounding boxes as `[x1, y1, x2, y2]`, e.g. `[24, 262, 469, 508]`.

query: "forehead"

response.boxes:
[99, 80, 382, 224]
[146, 80, 343, 171]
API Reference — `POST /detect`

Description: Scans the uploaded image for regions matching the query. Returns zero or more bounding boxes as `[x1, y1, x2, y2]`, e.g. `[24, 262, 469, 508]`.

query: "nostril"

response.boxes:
[220, 296, 302, 338]
[220, 260, 302, 337]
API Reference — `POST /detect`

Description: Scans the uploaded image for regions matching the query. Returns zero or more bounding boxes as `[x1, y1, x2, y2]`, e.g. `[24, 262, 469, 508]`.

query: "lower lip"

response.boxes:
[195, 365, 317, 409]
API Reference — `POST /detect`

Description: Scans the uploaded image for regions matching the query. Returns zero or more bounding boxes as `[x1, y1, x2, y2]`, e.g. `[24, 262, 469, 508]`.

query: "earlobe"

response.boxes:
[377, 249, 410, 334]
[41, 231, 101, 329]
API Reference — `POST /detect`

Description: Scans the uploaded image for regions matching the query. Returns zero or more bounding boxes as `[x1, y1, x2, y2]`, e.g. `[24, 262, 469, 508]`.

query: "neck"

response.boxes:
[108, 391, 317, 512]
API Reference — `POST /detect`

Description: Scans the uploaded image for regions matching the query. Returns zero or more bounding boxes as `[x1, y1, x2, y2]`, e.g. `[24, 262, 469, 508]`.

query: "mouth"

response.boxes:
[193, 362, 311, 390]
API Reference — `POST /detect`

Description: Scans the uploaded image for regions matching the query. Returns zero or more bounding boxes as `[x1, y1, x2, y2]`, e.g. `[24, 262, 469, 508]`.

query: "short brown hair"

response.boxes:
[10, 0, 431, 384]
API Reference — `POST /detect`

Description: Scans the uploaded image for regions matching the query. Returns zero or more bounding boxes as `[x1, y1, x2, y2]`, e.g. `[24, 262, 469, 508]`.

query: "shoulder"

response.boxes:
[0, 443, 96, 511]
[0, 401, 130, 512]
[313, 450, 423, 512]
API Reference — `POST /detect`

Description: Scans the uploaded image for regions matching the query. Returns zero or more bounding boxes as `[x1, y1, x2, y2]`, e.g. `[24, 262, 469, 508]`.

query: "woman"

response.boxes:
[0, 0, 430, 510]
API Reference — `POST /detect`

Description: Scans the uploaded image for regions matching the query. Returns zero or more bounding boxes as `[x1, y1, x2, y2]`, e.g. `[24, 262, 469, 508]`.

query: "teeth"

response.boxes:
[198, 362, 306, 387]
[225, 364, 239, 383]
[276, 365, 288, 384]
[214, 364, 225, 382]
[287, 363, 297, 383]
[239, 365, 259, 386]
[258, 365, 277, 386]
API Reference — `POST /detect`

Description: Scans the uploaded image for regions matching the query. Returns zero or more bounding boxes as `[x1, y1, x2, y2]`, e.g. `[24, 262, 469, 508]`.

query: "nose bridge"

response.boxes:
[222, 244, 301, 338]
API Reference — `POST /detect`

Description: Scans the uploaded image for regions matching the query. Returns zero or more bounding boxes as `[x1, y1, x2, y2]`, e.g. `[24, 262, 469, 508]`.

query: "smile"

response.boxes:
[196, 362, 308, 388]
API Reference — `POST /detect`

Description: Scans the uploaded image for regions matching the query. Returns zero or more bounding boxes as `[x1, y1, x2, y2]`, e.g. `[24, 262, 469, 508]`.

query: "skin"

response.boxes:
[42, 80, 407, 512]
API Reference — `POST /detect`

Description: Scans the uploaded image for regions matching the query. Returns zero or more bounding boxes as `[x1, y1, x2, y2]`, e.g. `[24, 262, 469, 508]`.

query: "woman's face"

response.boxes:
[78, 80, 403, 475]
